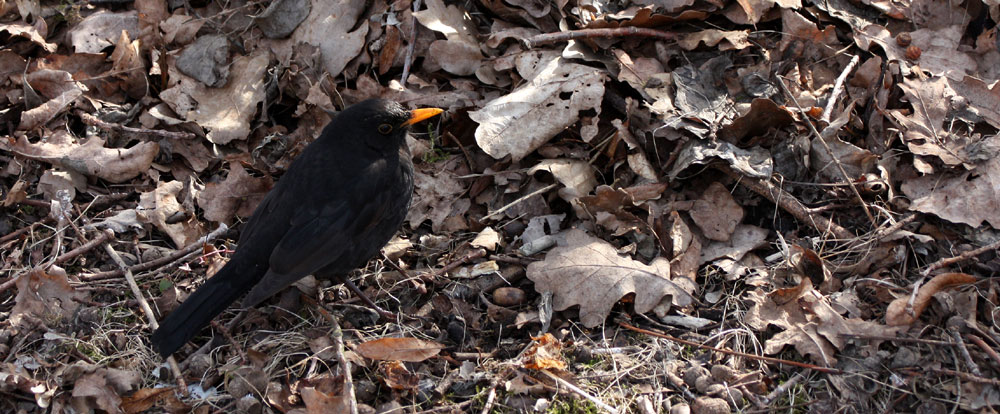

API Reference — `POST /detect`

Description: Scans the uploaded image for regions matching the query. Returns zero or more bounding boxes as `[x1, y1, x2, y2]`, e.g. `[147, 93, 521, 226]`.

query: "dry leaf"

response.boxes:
[196, 162, 273, 224]
[406, 167, 469, 232]
[414, 0, 482, 76]
[522, 333, 567, 371]
[297, 375, 349, 414]
[470, 227, 501, 251]
[745, 289, 904, 364]
[355, 337, 444, 362]
[11, 267, 88, 330]
[688, 182, 744, 242]
[886, 272, 978, 325]
[902, 157, 1000, 228]
[2, 130, 158, 183]
[67, 11, 139, 53]
[382, 361, 419, 390]
[138, 180, 205, 247]
[528, 158, 597, 202]
[526, 229, 695, 328]
[471, 51, 605, 161]
[160, 52, 269, 144]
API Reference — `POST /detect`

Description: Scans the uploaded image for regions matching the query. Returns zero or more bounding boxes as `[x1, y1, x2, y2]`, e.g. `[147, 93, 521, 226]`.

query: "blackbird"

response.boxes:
[150, 99, 443, 357]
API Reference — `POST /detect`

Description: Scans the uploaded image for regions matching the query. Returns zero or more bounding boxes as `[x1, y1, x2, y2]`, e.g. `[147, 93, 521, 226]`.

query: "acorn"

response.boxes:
[895, 32, 912, 47]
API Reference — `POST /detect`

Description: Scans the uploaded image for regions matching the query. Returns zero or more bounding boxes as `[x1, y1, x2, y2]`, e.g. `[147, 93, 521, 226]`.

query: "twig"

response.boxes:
[523, 27, 676, 49]
[965, 334, 1000, 368]
[478, 386, 496, 414]
[839, 333, 956, 346]
[928, 368, 1000, 386]
[921, 237, 1000, 277]
[210, 320, 246, 362]
[100, 229, 187, 394]
[0, 216, 55, 244]
[968, 322, 1000, 348]
[820, 55, 860, 122]
[716, 166, 853, 240]
[761, 372, 804, 406]
[331, 316, 358, 414]
[400, 0, 423, 87]
[951, 331, 982, 376]
[620, 322, 843, 374]
[52, 229, 115, 265]
[178, 310, 248, 371]
[80, 224, 230, 281]
[429, 248, 487, 278]
[776, 74, 876, 228]
[76, 111, 197, 140]
[541, 370, 618, 413]
[481, 183, 558, 222]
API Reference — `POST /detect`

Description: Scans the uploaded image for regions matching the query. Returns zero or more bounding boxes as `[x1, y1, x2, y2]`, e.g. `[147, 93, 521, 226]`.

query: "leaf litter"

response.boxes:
[2, 0, 1000, 412]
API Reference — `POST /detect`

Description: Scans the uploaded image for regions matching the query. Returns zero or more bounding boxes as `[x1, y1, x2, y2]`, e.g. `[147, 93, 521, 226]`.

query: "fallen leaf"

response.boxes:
[2, 130, 158, 183]
[528, 158, 597, 202]
[382, 361, 419, 390]
[471, 51, 605, 161]
[901, 157, 1000, 228]
[160, 52, 269, 144]
[745, 289, 904, 365]
[355, 337, 444, 362]
[526, 229, 695, 328]
[688, 182, 744, 242]
[196, 162, 273, 224]
[67, 11, 139, 54]
[138, 180, 205, 247]
[886, 272, 978, 325]
[699, 224, 768, 264]
[297, 375, 349, 414]
[0, 22, 57, 52]
[406, 166, 469, 232]
[11, 267, 88, 330]
[522, 333, 567, 371]
[470, 227, 501, 251]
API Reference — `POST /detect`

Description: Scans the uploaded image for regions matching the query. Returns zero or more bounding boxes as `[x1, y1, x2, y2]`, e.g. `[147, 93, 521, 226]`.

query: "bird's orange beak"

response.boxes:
[403, 107, 444, 126]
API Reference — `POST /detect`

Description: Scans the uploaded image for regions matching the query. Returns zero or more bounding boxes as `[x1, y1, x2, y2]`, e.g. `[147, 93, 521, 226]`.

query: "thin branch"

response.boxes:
[523, 27, 676, 49]
[621, 322, 843, 374]
[820, 55, 860, 122]
[101, 229, 187, 394]
[76, 111, 197, 140]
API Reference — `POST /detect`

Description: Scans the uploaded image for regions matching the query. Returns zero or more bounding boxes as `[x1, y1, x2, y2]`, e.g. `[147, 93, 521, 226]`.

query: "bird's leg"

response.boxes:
[341, 278, 397, 320]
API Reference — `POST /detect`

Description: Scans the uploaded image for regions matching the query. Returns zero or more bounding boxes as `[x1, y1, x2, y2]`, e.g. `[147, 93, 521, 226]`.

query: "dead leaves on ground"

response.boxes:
[2, 0, 1000, 411]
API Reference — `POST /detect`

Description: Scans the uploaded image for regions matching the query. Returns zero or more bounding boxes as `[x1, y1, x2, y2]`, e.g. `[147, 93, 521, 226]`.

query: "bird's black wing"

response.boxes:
[241, 183, 397, 307]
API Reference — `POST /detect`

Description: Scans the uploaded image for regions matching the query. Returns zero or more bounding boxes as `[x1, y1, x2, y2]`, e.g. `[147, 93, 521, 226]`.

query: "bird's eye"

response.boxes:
[377, 124, 393, 134]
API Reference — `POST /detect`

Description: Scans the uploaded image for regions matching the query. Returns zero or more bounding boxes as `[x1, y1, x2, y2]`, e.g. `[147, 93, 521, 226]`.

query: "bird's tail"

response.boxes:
[150, 268, 253, 357]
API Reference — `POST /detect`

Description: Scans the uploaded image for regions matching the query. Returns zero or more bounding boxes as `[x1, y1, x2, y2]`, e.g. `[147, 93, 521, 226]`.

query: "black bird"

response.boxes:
[151, 99, 443, 357]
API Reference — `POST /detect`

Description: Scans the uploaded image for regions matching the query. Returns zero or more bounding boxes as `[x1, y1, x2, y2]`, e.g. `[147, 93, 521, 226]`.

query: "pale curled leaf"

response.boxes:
[470, 51, 605, 161]
[886, 273, 977, 325]
[1, 130, 158, 183]
[526, 229, 695, 328]
[355, 337, 444, 362]
[160, 52, 269, 144]
[901, 157, 1000, 228]
[528, 158, 597, 202]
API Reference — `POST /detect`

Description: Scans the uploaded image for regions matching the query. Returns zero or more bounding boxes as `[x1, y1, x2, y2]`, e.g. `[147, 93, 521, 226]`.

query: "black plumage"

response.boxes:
[151, 99, 442, 357]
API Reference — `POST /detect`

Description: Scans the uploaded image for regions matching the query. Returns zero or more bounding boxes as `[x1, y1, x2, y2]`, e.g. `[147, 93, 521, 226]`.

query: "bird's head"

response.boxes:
[338, 99, 443, 154]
